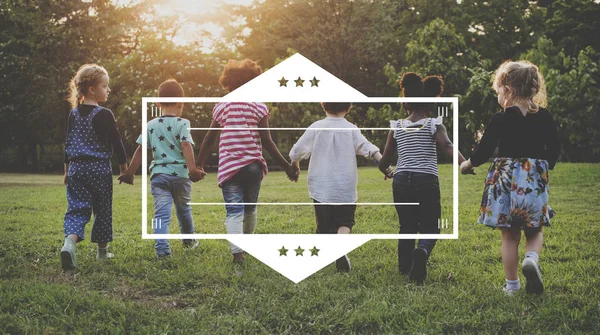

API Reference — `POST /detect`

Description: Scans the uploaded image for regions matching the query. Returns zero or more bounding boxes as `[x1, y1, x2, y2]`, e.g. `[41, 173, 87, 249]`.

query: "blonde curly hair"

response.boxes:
[67, 64, 109, 108]
[492, 60, 547, 113]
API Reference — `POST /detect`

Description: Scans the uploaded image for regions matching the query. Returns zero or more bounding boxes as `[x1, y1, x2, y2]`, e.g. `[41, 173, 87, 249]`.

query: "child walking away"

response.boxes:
[461, 60, 559, 295]
[379, 73, 472, 284]
[121, 79, 205, 258]
[195, 59, 298, 264]
[289, 103, 383, 272]
[61, 64, 130, 271]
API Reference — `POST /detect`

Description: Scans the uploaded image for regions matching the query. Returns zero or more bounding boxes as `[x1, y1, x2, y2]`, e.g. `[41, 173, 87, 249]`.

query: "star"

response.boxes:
[149, 128, 154, 134]
[181, 136, 187, 141]
[167, 126, 172, 131]
[278, 246, 288, 256]
[161, 153, 167, 158]
[172, 160, 178, 164]
[310, 77, 320, 87]
[171, 172, 177, 176]
[295, 246, 304, 256]
[295, 77, 304, 87]
[183, 164, 187, 169]
[158, 135, 165, 141]
[175, 135, 181, 141]
[169, 144, 175, 150]
[152, 146, 156, 152]
[309, 246, 320, 256]
[158, 118, 164, 123]
[161, 163, 167, 167]
[177, 118, 182, 122]
[278, 77, 288, 87]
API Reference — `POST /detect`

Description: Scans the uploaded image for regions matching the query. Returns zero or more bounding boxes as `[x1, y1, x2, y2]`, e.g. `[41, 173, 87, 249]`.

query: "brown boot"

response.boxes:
[233, 252, 244, 264]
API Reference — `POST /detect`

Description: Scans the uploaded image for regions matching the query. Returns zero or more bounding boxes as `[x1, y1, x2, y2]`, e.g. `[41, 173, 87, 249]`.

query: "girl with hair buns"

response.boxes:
[61, 64, 129, 271]
[379, 72, 471, 284]
[461, 60, 560, 295]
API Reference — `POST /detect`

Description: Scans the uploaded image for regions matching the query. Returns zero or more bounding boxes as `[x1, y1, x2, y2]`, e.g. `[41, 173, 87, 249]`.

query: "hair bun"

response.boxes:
[423, 75, 444, 97]
[399, 72, 423, 97]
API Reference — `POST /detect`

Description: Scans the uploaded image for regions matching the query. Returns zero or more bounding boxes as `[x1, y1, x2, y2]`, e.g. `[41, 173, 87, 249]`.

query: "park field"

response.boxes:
[1, 163, 599, 333]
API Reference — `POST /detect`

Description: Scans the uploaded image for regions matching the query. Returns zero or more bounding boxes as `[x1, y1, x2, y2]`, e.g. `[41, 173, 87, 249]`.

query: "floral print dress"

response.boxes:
[479, 157, 554, 230]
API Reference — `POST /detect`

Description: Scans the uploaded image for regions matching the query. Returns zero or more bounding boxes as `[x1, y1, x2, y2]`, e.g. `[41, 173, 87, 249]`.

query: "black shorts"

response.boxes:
[312, 199, 356, 234]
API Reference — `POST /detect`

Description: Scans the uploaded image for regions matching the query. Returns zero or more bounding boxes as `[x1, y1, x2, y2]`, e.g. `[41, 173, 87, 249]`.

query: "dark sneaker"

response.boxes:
[409, 248, 427, 284]
[60, 238, 77, 271]
[336, 255, 351, 272]
[157, 253, 172, 259]
[183, 240, 199, 249]
[522, 257, 544, 294]
[233, 252, 244, 264]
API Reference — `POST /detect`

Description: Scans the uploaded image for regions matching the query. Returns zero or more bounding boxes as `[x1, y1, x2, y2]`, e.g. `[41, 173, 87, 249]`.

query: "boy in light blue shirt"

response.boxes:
[121, 79, 205, 257]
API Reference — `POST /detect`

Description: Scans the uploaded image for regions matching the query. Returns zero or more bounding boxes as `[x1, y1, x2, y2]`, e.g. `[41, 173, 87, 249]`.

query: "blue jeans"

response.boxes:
[151, 173, 194, 255]
[393, 171, 441, 274]
[222, 162, 263, 253]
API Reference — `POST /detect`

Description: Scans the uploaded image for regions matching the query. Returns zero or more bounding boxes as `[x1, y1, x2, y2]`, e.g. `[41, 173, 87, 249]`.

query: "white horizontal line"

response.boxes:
[188, 127, 433, 131]
[186, 202, 418, 206]
[141, 233, 457, 239]
[142, 97, 458, 103]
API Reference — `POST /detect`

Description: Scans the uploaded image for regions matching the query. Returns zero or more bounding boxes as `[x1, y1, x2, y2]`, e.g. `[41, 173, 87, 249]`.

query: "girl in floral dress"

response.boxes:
[460, 60, 560, 295]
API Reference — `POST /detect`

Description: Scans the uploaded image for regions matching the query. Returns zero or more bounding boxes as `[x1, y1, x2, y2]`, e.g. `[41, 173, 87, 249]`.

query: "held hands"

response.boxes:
[189, 167, 207, 182]
[286, 163, 299, 182]
[383, 166, 394, 180]
[118, 171, 135, 185]
[460, 160, 476, 175]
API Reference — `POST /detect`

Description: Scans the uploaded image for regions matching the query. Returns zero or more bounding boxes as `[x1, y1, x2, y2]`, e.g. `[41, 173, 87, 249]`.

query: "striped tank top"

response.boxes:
[212, 102, 270, 186]
[391, 117, 442, 176]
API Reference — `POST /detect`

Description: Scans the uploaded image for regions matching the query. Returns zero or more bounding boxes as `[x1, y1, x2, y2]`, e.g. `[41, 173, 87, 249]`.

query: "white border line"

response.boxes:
[142, 97, 459, 240]
[187, 203, 418, 206]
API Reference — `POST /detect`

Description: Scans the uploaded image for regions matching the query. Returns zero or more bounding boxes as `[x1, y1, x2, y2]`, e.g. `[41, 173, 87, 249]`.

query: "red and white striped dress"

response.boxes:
[213, 102, 269, 186]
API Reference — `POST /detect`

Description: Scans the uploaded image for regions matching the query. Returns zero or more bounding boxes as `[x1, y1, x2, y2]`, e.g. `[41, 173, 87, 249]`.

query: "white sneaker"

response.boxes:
[503, 286, 520, 296]
[522, 257, 544, 294]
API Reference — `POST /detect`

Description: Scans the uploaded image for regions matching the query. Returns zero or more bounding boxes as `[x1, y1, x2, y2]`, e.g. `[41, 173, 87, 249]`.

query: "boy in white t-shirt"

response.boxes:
[289, 103, 384, 272]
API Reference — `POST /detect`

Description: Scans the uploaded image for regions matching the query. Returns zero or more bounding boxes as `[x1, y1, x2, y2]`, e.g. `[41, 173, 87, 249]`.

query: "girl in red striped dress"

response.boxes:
[196, 59, 298, 264]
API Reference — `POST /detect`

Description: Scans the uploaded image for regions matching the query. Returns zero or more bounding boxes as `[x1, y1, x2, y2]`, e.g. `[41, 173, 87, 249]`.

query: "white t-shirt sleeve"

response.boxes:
[353, 128, 380, 159]
[289, 129, 315, 162]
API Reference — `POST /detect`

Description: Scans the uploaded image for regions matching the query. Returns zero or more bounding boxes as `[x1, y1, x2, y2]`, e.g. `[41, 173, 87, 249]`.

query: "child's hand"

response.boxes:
[460, 160, 476, 175]
[285, 164, 298, 183]
[118, 172, 134, 185]
[384, 166, 394, 180]
[189, 168, 207, 182]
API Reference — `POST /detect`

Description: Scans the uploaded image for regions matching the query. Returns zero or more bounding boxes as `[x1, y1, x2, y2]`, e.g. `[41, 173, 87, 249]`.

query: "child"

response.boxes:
[61, 64, 129, 271]
[121, 79, 205, 258]
[195, 59, 298, 264]
[378, 73, 471, 284]
[289, 102, 383, 272]
[460, 60, 559, 294]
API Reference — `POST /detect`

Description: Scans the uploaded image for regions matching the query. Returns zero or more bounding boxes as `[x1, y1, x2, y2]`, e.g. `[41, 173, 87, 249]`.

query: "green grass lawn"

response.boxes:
[1, 163, 599, 334]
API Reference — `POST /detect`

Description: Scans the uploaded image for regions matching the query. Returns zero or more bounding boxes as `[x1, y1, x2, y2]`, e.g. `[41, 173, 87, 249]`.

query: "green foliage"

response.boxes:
[1, 0, 599, 170]
[522, 37, 600, 162]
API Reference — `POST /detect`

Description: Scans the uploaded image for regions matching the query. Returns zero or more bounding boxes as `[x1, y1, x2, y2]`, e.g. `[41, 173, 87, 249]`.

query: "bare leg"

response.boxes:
[525, 229, 543, 255]
[501, 226, 521, 281]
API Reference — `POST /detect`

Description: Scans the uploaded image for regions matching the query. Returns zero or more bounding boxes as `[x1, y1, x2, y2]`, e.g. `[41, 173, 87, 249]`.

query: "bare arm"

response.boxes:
[195, 119, 220, 168]
[63, 163, 68, 185]
[259, 117, 297, 181]
[378, 130, 397, 176]
[182, 141, 206, 182]
[434, 124, 466, 164]
[259, 117, 291, 169]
